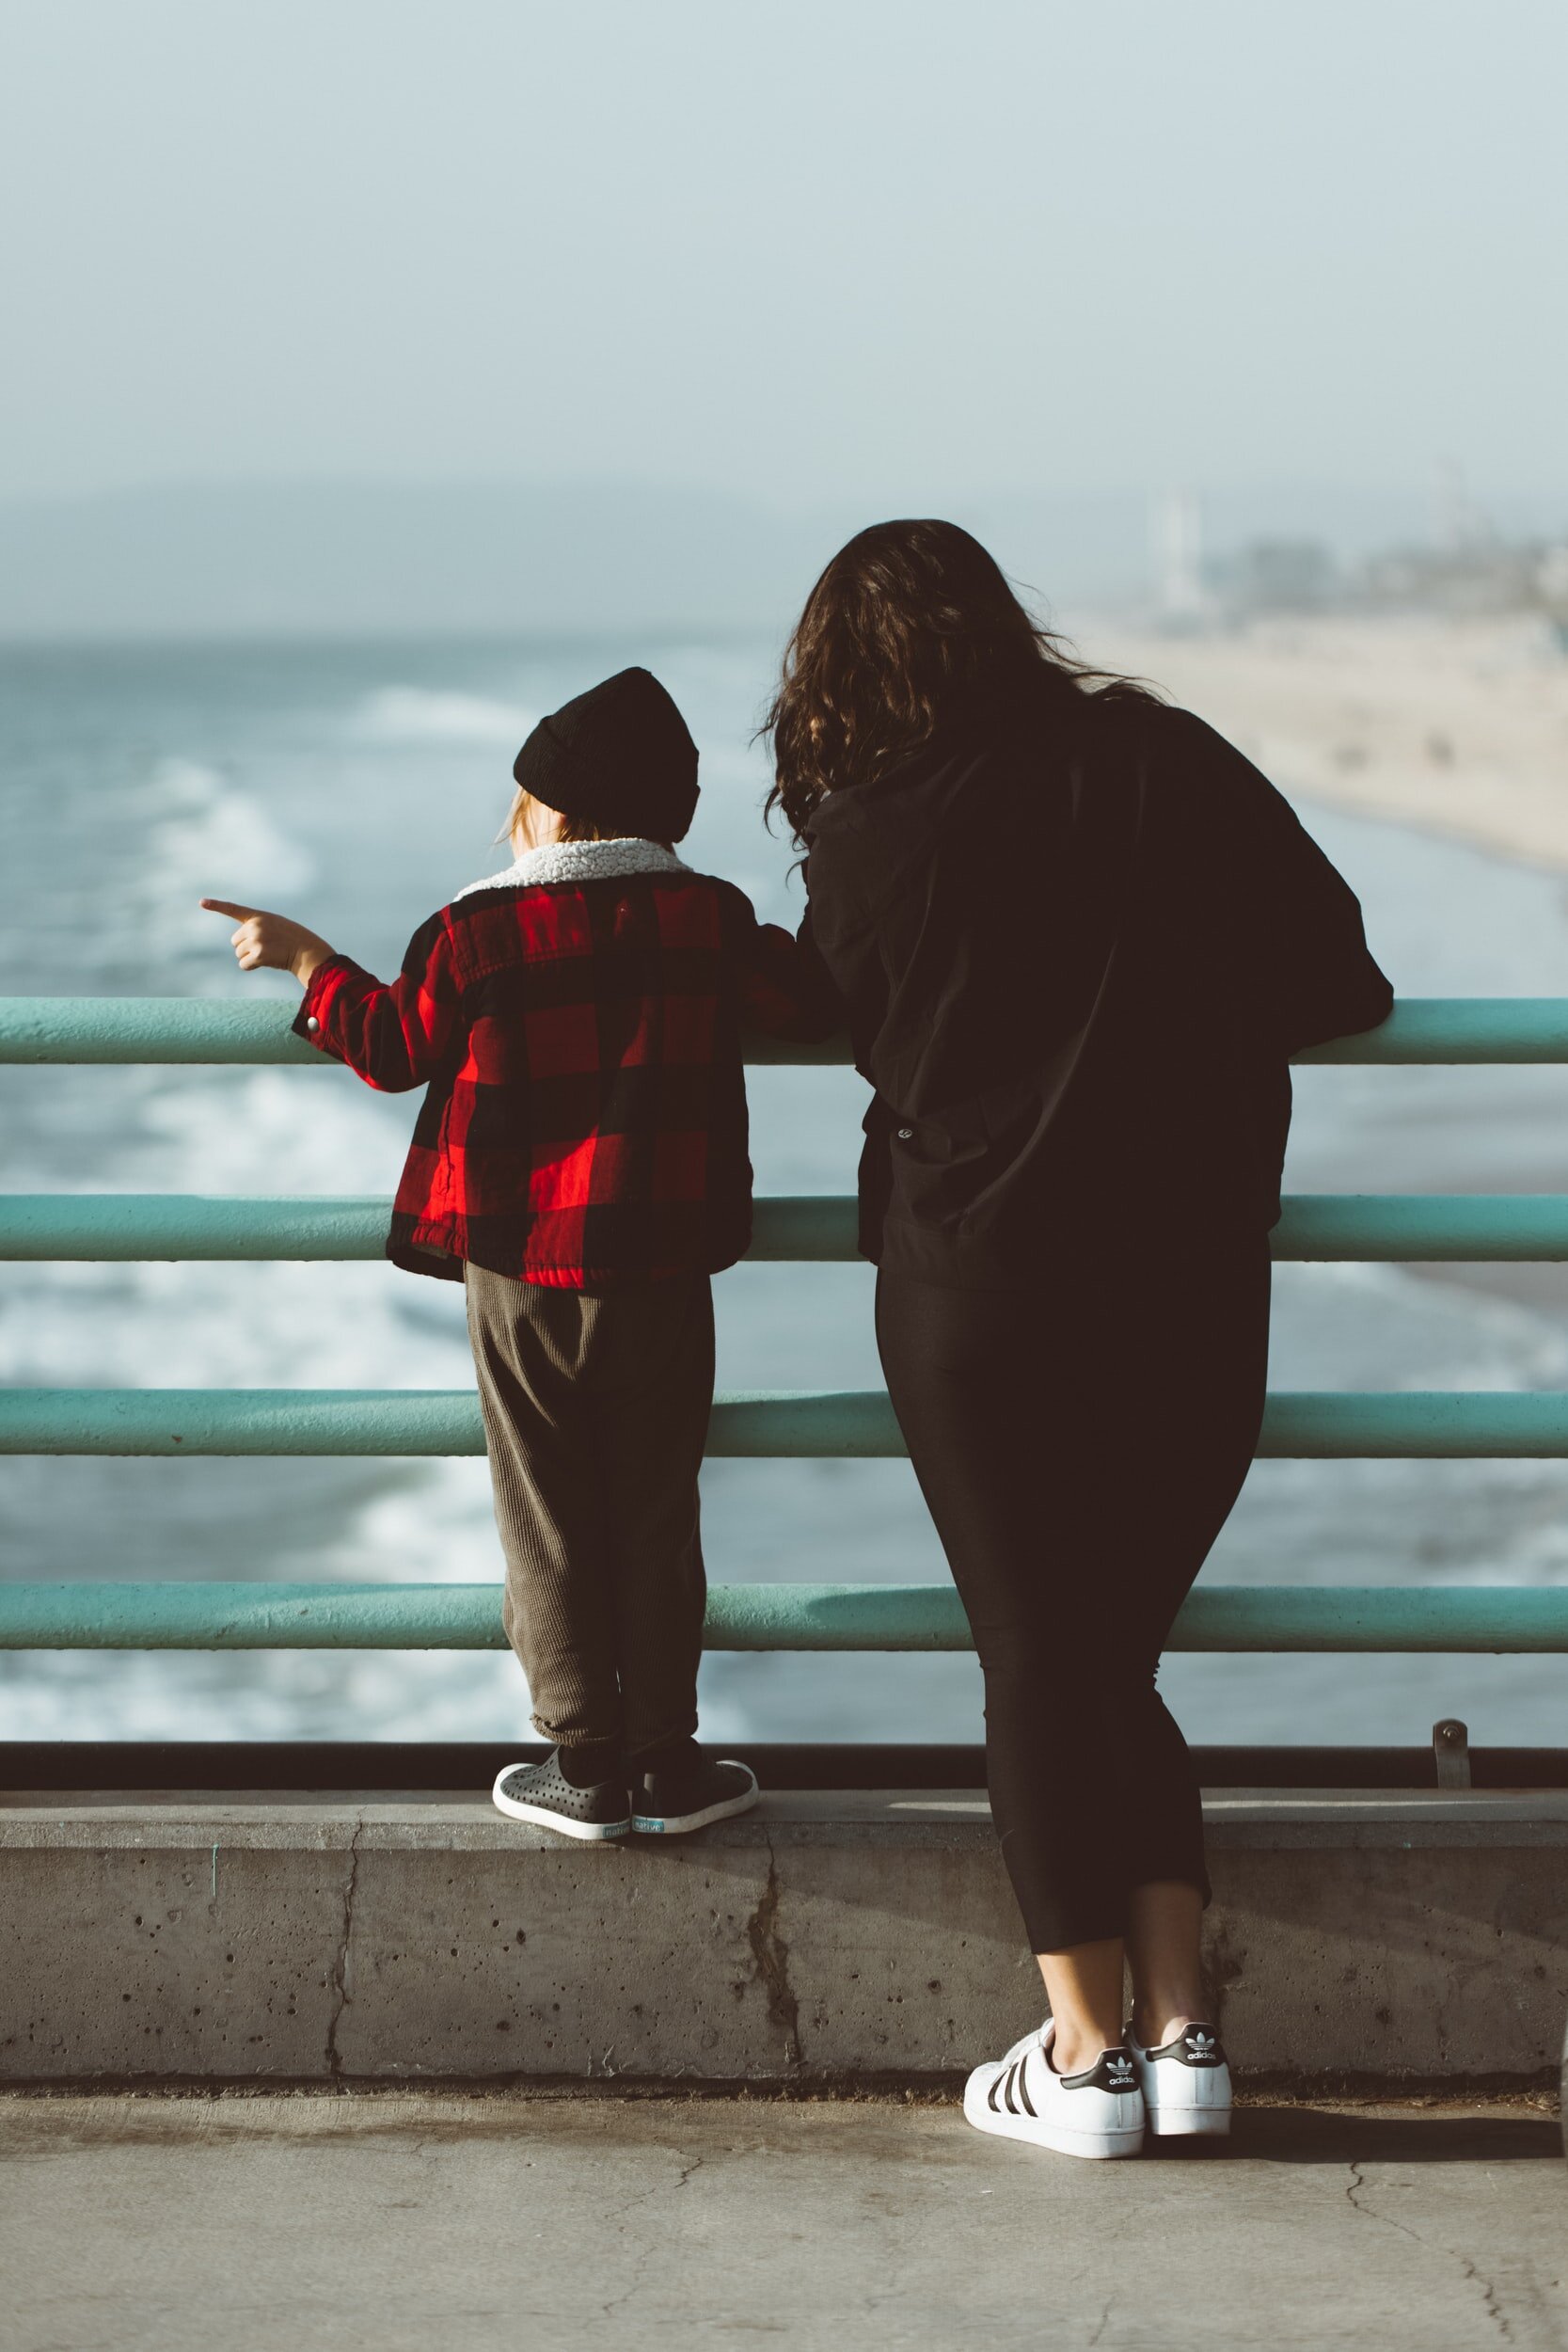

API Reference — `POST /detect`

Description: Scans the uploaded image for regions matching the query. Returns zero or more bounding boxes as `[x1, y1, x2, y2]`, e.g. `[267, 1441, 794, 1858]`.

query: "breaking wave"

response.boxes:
[351, 688, 537, 746]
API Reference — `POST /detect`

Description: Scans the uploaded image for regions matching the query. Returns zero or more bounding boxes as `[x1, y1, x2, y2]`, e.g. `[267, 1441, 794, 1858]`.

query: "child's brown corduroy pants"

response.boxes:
[464, 1264, 714, 1772]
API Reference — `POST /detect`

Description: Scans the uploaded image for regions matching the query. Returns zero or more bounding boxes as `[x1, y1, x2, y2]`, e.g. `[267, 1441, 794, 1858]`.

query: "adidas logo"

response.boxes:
[1185, 2030, 1217, 2058]
[1106, 2055, 1135, 2083]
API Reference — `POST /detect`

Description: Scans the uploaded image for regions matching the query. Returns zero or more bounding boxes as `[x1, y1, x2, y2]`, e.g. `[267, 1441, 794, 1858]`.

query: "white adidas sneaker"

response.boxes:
[1129, 2021, 1232, 2137]
[963, 2020, 1146, 2160]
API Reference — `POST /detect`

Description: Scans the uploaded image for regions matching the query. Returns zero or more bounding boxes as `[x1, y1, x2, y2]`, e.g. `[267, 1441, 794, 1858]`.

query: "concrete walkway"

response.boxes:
[2, 2092, 1562, 2350]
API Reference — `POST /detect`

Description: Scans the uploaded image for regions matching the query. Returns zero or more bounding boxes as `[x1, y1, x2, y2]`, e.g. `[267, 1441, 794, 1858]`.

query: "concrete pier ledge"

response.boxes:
[3, 1788, 1565, 2087]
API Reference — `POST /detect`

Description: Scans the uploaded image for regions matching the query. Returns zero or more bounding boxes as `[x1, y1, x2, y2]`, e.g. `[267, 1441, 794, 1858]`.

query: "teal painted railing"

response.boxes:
[8, 1191, 1568, 1263]
[8, 994, 1568, 1065]
[1, 1581, 1564, 1653]
[7, 1385, 1568, 1459]
[4, 994, 1568, 1656]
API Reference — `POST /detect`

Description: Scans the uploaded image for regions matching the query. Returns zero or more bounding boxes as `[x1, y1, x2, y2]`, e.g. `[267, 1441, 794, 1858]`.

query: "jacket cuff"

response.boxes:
[291, 955, 355, 1051]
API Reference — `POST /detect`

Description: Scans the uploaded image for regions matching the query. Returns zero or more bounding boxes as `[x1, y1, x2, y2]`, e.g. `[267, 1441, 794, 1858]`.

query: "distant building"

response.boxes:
[1206, 516, 1568, 642]
[1151, 489, 1213, 627]
[1357, 535, 1562, 619]
[1213, 538, 1339, 617]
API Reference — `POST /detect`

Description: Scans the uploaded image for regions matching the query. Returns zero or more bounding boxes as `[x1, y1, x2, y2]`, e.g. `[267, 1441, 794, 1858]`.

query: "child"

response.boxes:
[202, 666, 839, 1838]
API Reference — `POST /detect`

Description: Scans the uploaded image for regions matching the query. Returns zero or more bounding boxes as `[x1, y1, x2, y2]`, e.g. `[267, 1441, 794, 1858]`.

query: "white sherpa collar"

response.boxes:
[454, 837, 689, 898]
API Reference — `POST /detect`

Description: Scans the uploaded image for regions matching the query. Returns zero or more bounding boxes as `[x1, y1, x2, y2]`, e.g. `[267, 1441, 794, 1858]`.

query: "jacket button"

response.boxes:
[306, 1016, 320, 1032]
[897, 1127, 913, 1140]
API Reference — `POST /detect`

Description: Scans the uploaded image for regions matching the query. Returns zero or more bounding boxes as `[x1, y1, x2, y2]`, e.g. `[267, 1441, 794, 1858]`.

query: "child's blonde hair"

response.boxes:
[499, 787, 671, 852]
[499, 787, 603, 848]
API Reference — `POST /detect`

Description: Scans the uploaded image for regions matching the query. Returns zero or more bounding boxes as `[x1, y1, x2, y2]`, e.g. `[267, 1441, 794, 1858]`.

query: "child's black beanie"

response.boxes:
[512, 668, 700, 843]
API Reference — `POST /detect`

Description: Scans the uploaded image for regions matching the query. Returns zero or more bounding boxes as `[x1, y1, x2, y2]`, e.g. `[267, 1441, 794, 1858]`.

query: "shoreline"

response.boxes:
[1085, 612, 1568, 878]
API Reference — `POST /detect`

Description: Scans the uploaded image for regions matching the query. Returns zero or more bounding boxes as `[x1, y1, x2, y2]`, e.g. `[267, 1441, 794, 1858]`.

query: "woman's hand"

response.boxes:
[199, 899, 336, 987]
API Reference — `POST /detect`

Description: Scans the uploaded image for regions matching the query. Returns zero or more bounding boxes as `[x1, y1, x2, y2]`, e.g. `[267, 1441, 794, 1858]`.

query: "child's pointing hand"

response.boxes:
[199, 899, 336, 987]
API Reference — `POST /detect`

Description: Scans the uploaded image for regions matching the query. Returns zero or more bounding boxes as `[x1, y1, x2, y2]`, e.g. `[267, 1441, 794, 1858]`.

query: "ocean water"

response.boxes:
[5, 631, 1568, 1751]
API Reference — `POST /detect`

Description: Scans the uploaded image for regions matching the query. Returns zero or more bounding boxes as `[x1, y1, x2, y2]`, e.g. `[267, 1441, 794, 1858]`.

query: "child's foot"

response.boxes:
[491, 1750, 630, 1840]
[630, 1744, 759, 1835]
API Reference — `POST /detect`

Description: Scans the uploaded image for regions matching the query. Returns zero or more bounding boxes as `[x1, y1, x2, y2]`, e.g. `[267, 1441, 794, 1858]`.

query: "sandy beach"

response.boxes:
[1086, 612, 1568, 875]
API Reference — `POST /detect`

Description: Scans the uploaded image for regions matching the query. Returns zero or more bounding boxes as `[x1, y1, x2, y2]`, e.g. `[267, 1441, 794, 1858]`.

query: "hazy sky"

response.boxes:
[3, 0, 1564, 511]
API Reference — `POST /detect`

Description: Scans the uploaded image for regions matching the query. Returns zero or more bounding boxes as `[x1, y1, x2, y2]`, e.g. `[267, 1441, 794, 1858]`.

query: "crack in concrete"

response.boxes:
[608, 2152, 708, 2230]
[600, 2154, 707, 2320]
[1086, 2298, 1113, 2345]
[1345, 2161, 1514, 2343]
[323, 1820, 364, 2088]
[744, 1837, 801, 2070]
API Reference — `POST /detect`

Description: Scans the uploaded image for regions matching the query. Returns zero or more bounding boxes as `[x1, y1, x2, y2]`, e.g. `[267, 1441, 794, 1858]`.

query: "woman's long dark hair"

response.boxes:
[764, 518, 1156, 840]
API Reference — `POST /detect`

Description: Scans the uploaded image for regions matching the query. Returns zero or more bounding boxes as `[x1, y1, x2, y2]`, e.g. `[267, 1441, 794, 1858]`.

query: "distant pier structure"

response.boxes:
[1152, 486, 1212, 628]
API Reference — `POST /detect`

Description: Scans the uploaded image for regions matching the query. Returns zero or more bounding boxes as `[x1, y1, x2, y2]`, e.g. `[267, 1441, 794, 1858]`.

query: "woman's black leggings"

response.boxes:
[876, 1234, 1271, 1953]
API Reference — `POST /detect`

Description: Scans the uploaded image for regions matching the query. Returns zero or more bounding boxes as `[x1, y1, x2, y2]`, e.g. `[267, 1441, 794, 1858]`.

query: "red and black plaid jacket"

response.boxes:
[293, 842, 841, 1289]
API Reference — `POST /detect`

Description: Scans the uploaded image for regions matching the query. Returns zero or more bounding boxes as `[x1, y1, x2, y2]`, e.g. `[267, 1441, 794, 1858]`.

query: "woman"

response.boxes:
[768, 520, 1393, 2161]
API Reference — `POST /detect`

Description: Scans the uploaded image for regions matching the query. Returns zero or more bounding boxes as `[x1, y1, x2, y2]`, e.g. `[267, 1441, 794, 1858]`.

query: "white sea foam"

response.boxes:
[0, 1645, 531, 1742]
[138, 1068, 410, 1196]
[121, 757, 319, 973]
[0, 1254, 466, 1387]
[315, 1458, 502, 1586]
[149, 758, 312, 896]
[352, 688, 537, 746]
[1268, 1259, 1568, 1394]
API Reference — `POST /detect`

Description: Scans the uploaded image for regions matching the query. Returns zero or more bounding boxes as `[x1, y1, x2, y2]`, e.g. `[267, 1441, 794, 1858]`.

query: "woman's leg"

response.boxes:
[1125, 1881, 1208, 2046]
[876, 1240, 1269, 2055]
[1035, 1940, 1128, 2074]
[1117, 1243, 1272, 2042]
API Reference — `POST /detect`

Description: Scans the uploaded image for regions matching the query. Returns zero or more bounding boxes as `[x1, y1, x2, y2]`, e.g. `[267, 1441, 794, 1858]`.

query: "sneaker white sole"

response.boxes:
[632, 1771, 760, 1836]
[490, 1769, 629, 1840]
[1137, 2055, 1234, 2137]
[1146, 2106, 1231, 2137]
[962, 2065, 1146, 2160]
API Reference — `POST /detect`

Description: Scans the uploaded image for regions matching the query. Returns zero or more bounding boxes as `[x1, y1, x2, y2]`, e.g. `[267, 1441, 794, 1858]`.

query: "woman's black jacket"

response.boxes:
[798, 684, 1395, 1288]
